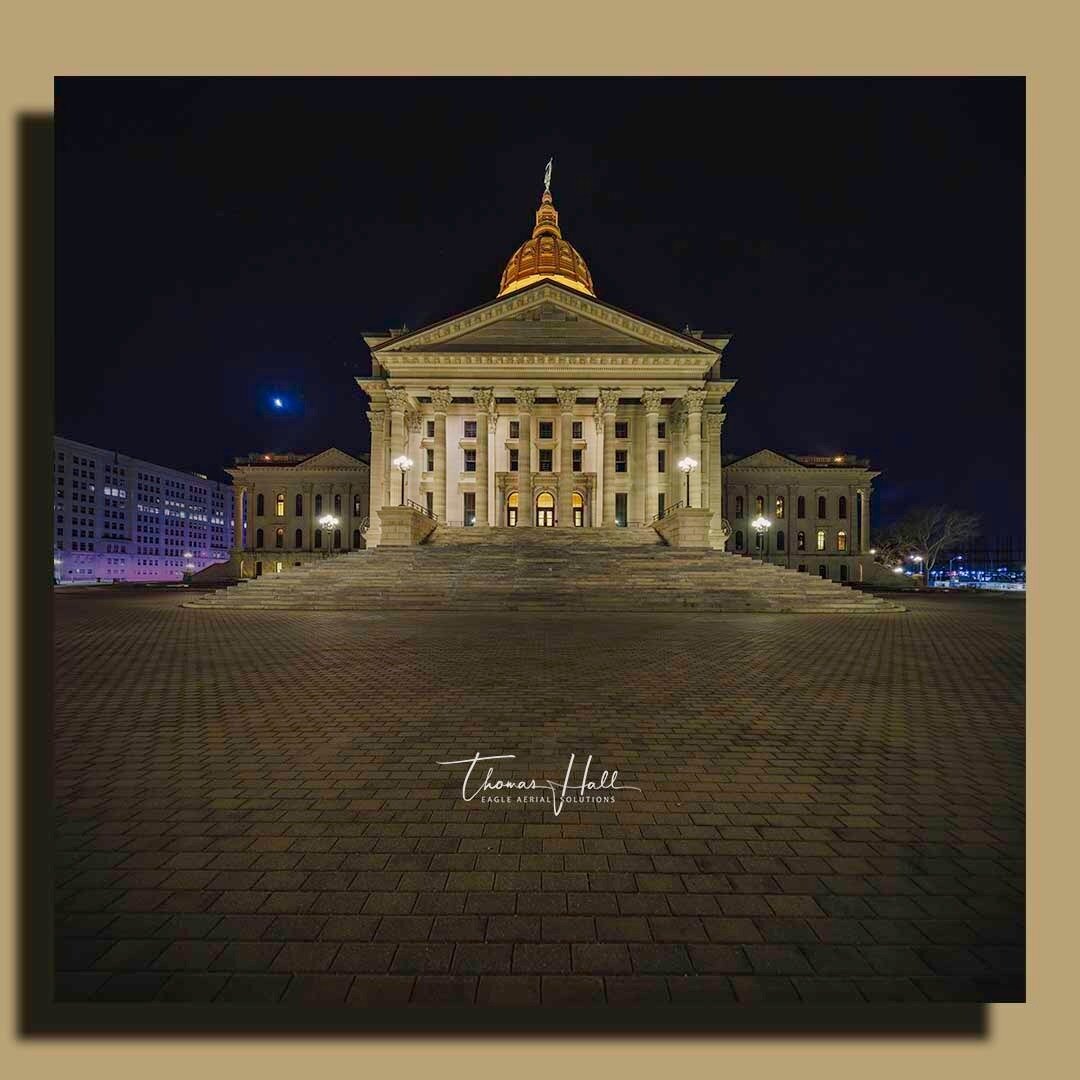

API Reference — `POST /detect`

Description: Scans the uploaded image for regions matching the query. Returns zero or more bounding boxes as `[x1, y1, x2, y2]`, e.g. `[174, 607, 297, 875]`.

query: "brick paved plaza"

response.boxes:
[52, 589, 1025, 1009]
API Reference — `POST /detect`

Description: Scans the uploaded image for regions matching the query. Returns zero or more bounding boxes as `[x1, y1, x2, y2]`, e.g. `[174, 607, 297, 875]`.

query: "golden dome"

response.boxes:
[497, 189, 596, 298]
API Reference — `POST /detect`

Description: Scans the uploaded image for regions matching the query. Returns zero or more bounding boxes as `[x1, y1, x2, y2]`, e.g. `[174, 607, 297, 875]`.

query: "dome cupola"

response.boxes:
[497, 168, 595, 297]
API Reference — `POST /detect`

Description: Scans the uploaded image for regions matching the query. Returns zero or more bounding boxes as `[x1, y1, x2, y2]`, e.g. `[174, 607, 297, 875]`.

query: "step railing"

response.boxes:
[650, 501, 685, 524]
[405, 499, 438, 521]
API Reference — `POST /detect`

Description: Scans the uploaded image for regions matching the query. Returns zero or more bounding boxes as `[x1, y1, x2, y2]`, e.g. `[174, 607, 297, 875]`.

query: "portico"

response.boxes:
[358, 183, 735, 545]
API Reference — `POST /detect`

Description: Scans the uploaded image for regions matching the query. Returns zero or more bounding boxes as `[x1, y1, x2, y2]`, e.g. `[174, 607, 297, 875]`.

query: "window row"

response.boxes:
[254, 493, 363, 517]
[731, 528, 849, 552]
[733, 494, 850, 520]
[252, 526, 363, 549]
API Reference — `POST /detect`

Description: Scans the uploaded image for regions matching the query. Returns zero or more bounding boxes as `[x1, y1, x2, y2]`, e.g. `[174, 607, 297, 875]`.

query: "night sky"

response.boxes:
[56, 77, 1025, 541]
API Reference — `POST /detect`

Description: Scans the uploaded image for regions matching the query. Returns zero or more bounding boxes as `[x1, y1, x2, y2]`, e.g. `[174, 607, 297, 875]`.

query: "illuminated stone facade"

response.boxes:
[226, 448, 369, 578]
[358, 188, 735, 548]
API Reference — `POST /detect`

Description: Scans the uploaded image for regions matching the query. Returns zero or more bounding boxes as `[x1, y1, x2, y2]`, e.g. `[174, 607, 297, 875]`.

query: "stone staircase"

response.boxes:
[183, 525, 905, 614]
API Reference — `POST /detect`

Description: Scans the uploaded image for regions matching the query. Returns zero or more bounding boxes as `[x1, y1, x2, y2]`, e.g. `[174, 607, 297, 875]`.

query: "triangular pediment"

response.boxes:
[729, 449, 807, 470]
[298, 448, 367, 471]
[373, 282, 723, 357]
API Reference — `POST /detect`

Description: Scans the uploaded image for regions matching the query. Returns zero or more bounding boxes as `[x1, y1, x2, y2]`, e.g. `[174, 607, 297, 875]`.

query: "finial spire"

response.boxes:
[543, 157, 553, 194]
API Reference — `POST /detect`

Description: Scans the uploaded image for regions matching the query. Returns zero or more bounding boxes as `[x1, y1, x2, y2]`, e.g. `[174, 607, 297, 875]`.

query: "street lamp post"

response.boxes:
[677, 457, 698, 508]
[751, 515, 772, 563]
[393, 455, 413, 507]
[318, 513, 339, 557]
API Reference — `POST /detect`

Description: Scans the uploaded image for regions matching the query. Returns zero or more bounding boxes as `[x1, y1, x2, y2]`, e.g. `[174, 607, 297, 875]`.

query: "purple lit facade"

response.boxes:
[53, 436, 234, 584]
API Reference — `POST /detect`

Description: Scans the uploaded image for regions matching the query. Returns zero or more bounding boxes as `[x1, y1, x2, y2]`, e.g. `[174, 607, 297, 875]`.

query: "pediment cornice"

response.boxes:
[373, 283, 722, 357]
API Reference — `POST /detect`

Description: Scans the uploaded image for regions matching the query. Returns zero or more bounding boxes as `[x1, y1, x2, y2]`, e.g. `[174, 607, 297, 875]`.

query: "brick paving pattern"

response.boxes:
[53, 589, 1025, 1007]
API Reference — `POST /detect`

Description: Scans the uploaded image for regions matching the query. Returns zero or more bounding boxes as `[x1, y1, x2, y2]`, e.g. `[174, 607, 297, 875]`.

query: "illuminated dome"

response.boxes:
[497, 189, 596, 297]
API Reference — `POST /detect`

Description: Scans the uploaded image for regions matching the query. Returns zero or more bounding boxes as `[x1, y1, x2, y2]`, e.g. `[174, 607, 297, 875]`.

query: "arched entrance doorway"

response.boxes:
[572, 491, 585, 527]
[536, 491, 555, 527]
[506, 491, 518, 527]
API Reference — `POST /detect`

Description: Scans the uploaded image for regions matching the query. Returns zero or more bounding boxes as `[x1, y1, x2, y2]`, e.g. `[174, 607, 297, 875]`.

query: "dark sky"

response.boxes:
[56, 77, 1025, 541]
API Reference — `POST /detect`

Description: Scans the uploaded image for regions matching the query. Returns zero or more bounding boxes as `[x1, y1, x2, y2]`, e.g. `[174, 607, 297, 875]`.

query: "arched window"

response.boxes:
[735, 496, 744, 517]
[295, 493, 303, 516]
[816, 529, 826, 551]
[275, 527, 284, 548]
[755, 495, 764, 515]
[353, 494, 362, 516]
[352, 528, 361, 547]
[315, 494, 323, 515]
[507, 491, 519, 527]
[817, 495, 827, 518]
[797, 496, 805, 519]
[314, 528, 322, 549]
[333, 528, 342, 549]
[256, 494, 265, 517]
[797, 530, 806, 551]
[819, 565, 828, 579]
[334, 494, 342, 514]
[255, 527, 264, 548]
[840, 564, 849, 582]
[775, 495, 784, 519]
[276, 493, 285, 517]
[776, 530, 785, 551]
[754, 531, 762, 550]
[838, 495, 847, 518]
[295, 528, 303, 548]
[837, 530, 847, 551]
[572, 490, 584, 527]
[734, 530, 744, 550]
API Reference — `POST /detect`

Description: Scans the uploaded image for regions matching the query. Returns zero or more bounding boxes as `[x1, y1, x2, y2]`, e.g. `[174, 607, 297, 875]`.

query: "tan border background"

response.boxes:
[1, 0, 1070, 1074]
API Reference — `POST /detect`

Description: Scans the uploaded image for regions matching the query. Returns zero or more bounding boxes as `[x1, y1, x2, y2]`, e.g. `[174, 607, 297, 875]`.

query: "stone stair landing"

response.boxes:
[184, 525, 904, 614]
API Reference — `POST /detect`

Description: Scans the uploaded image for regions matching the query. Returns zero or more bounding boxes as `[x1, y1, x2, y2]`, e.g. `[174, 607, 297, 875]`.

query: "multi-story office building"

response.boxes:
[53, 436, 232, 583]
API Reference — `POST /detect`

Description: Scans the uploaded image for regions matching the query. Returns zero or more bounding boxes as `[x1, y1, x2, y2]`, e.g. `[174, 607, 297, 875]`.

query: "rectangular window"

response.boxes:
[816, 529, 826, 551]
[657, 493, 665, 518]
[426, 448, 435, 471]
[509, 448, 519, 472]
[426, 420, 435, 438]
[539, 449, 553, 472]
[539, 420, 553, 439]
[464, 449, 476, 472]
[509, 420, 520, 438]
[572, 448, 582, 472]
[657, 421, 666, 439]
[463, 491, 476, 526]
[615, 492, 628, 527]
[658, 450, 666, 473]
[615, 420, 629, 439]
[615, 450, 628, 473]
[463, 420, 477, 438]
[572, 420, 583, 439]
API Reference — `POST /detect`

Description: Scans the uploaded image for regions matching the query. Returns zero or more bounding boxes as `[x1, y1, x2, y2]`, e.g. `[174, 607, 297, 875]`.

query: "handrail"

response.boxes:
[649, 501, 685, 524]
[404, 499, 438, 521]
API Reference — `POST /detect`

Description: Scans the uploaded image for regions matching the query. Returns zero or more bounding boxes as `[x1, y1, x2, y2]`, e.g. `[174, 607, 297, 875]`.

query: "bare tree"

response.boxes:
[876, 507, 981, 585]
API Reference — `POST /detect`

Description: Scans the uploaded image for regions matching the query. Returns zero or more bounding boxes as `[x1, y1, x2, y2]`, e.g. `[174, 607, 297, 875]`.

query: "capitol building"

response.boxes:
[355, 175, 881, 584]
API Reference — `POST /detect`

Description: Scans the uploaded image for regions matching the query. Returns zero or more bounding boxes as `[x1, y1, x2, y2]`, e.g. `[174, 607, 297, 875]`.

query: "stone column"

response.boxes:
[599, 388, 620, 525]
[367, 409, 385, 541]
[556, 387, 577, 527]
[669, 403, 685, 508]
[406, 410, 423, 505]
[515, 388, 536, 526]
[489, 410, 499, 526]
[860, 487, 871, 552]
[430, 387, 452, 521]
[642, 389, 662, 521]
[232, 486, 245, 550]
[304, 482, 314, 549]
[386, 387, 410, 507]
[473, 387, 495, 526]
[592, 403, 604, 527]
[683, 387, 706, 509]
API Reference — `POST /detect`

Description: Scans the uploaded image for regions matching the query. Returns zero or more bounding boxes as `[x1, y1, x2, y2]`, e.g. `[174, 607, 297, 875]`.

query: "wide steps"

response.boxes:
[185, 533, 903, 614]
